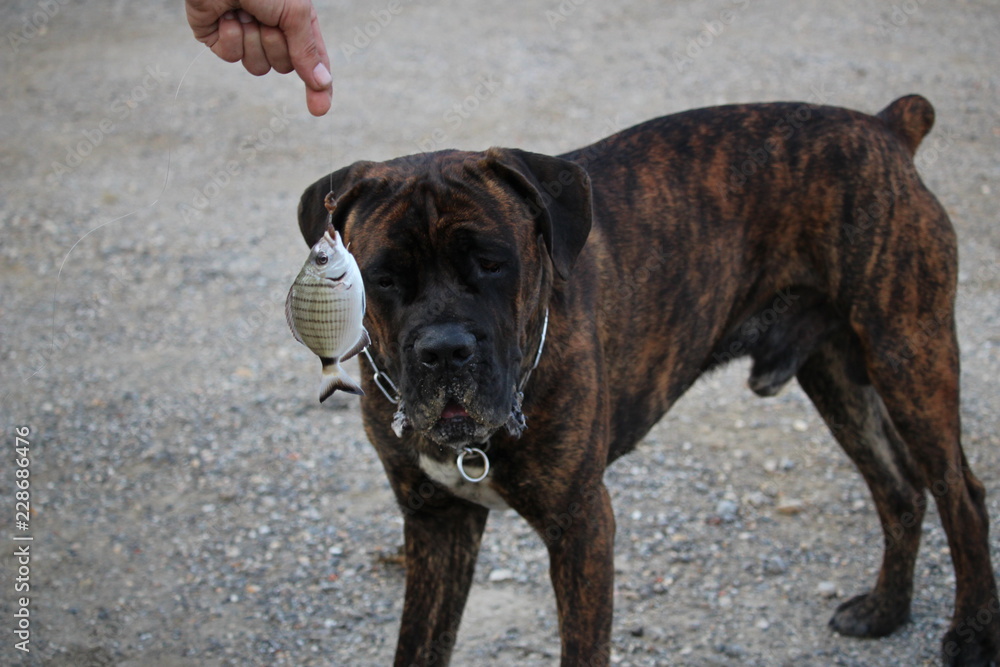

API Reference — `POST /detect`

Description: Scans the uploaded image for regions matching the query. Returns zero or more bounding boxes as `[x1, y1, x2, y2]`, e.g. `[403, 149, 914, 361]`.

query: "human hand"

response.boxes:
[186, 0, 332, 116]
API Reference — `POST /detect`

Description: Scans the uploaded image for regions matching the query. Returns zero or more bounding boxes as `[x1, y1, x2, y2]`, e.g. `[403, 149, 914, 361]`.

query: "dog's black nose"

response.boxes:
[415, 325, 476, 371]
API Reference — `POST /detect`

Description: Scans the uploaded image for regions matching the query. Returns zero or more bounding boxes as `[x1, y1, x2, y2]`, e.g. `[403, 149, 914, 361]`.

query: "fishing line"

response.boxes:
[54, 48, 207, 283]
[329, 98, 336, 195]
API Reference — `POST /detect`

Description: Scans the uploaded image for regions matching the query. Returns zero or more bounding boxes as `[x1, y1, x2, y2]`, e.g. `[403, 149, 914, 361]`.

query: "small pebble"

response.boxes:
[763, 556, 788, 575]
[488, 569, 515, 582]
[817, 581, 839, 598]
[715, 499, 740, 521]
[776, 499, 806, 515]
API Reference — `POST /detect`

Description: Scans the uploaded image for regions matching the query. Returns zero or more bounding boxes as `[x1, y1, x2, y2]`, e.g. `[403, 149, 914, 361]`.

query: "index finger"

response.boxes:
[281, 3, 332, 115]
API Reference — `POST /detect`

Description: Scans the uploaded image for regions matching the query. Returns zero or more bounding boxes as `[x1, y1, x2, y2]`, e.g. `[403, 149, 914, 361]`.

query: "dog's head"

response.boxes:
[297, 148, 592, 450]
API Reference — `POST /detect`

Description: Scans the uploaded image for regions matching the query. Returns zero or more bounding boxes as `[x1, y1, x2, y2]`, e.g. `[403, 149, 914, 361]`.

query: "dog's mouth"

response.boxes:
[393, 383, 509, 449]
[393, 388, 527, 450]
[424, 397, 496, 448]
[439, 399, 470, 421]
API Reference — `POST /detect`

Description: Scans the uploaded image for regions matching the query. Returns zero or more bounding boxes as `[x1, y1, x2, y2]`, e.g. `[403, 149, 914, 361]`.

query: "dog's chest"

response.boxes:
[418, 454, 509, 511]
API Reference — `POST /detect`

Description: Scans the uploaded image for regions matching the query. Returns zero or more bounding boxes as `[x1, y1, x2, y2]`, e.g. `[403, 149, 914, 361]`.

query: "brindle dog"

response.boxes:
[296, 95, 998, 666]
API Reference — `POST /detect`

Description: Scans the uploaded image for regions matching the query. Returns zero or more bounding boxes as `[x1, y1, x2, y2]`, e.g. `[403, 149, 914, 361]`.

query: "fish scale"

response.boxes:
[292, 284, 359, 352]
[286, 230, 370, 400]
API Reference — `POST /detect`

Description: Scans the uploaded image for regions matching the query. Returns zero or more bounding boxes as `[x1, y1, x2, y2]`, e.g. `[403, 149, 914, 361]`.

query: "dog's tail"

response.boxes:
[877, 95, 935, 156]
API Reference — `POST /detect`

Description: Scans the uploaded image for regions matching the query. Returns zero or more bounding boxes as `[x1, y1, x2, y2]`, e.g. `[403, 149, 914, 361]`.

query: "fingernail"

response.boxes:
[313, 63, 332, 88]
[222, 10, 235, 21]
[236, 9, 253, 24]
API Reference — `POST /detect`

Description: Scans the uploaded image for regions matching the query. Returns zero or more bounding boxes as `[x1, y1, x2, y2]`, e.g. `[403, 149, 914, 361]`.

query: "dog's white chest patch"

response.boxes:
[418, 454, 509, 511]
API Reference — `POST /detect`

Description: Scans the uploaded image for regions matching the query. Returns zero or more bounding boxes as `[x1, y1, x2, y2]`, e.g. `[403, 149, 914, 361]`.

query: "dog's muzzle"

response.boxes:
[365, 310, 549, 449]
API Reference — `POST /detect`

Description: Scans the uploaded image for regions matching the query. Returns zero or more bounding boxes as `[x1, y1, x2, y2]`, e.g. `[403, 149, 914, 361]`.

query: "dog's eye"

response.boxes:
[375, 275, 396, 290]
[477, 259, 504, 275]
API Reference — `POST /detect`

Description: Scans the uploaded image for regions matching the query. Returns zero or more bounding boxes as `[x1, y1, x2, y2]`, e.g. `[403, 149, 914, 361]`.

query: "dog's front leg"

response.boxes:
[394, 501, 489, 667]
[537, 480, 616, 667]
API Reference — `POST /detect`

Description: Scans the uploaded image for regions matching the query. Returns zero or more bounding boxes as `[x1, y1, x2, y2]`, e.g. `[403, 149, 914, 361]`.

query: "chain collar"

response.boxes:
[361, 346, 401, 404]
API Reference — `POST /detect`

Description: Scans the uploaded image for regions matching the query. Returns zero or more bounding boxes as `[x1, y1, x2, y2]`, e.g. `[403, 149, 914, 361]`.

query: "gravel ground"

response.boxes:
[2, 1, 998, 665]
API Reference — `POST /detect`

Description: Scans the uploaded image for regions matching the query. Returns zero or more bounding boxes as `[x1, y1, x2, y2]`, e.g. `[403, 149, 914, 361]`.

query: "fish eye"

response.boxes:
[315, 252, 329, 266]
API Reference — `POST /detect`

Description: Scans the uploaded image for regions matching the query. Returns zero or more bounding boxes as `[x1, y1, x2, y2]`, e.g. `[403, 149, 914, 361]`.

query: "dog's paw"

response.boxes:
[828, 592, 910, 638]
[942, 626, 1000, 667]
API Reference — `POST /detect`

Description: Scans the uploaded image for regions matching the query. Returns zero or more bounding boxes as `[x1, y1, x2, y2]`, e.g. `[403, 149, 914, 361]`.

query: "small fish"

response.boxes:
[286, 230, 370, 401]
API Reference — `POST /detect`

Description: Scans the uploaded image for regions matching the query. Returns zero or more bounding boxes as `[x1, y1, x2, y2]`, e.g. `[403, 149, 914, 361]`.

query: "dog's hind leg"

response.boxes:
[796, 331, 927, 638]
[856, 310, 1000, 666]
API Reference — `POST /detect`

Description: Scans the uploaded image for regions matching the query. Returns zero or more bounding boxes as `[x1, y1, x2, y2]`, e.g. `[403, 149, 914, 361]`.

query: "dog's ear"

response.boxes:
[483, 148, 593, 280]
[297, 161, 378, 247]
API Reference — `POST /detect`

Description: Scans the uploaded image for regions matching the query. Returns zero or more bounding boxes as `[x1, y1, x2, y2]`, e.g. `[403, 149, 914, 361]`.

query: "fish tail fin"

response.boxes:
[319, 359, 364, 402]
